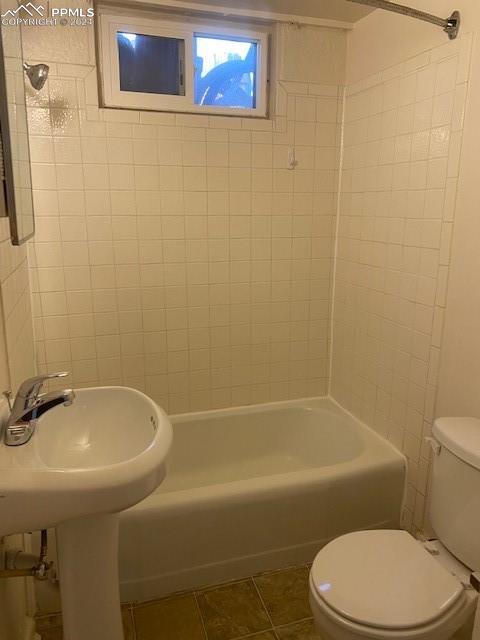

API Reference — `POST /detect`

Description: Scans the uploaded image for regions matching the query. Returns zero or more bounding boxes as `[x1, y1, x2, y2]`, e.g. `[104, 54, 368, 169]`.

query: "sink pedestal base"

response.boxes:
[56, 514, 124, 640]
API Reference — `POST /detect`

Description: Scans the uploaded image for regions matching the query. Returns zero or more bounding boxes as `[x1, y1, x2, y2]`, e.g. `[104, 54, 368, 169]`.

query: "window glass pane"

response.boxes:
[117, 32, 185, 96]
[194, 35, 257, 109]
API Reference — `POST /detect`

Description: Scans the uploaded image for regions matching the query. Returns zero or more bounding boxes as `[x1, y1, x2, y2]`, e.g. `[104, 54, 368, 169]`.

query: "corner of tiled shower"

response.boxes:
[330, 31, 473, 535]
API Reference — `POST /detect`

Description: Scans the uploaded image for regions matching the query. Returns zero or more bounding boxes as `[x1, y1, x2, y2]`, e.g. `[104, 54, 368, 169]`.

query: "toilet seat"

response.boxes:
[310, 530, 464, 631]
[309, 578, 473, 640]
[309, 530, 477, 640]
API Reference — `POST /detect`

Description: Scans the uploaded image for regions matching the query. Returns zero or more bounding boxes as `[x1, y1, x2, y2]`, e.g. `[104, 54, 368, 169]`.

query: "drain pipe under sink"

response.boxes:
[0, 530, 52, 579]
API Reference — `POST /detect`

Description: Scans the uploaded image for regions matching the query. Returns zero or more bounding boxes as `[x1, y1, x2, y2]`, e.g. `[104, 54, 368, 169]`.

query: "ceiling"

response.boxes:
[182, 0, 375, 23]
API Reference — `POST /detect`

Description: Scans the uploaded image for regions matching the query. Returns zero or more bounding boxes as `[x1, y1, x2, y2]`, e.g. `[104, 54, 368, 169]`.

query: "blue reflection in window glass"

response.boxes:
[194, 35, 257, 109]
[117, 32, 185, 96]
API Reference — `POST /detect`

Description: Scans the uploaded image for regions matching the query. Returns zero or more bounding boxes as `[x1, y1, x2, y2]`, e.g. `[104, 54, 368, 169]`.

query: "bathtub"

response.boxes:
[118, 397, 405, 602]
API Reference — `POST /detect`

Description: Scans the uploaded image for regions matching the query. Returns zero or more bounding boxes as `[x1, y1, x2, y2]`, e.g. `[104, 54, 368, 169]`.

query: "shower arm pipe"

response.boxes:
[346, 0, 460, 39]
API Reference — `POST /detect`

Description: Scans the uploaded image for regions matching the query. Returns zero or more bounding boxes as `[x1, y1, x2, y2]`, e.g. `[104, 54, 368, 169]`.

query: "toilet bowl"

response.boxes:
[309, 530, 477, 640]
[309, 417, 480, 640]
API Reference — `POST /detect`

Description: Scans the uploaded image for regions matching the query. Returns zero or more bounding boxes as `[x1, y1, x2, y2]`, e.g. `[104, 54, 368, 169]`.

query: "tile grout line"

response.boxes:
[274, 615, 316, 630]
[193, 590, 210, 640]
[251, 577, 277, 637]
[225, 629, 277, 640]
[128, 604, 138, 640]
[195, 577, 277, 640]
[327, 83, 346, 396]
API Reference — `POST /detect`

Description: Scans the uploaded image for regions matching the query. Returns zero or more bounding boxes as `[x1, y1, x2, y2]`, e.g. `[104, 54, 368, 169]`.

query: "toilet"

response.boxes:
[309, 417, 480, 640]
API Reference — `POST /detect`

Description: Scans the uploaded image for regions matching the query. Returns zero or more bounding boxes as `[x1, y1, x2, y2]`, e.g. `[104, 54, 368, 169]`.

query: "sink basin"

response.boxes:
[0, 386, 172, 640]
[0, 386, 172, 536]
[38, 387, 164, 469]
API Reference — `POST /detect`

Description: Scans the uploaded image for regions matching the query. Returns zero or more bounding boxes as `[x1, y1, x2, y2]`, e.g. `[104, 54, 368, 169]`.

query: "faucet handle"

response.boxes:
[3, 390, 13, 410]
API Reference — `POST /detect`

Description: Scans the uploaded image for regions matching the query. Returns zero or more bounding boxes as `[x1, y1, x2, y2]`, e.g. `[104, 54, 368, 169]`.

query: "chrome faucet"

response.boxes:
[3, 373, 75, 446]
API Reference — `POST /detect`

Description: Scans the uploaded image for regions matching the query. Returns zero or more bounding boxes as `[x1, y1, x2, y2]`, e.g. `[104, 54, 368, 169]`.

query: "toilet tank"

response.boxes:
[430, 418, 480, 571]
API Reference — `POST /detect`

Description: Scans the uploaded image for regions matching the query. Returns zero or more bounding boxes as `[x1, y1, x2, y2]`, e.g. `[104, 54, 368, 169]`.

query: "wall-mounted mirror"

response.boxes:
[0, 12, 35, 245]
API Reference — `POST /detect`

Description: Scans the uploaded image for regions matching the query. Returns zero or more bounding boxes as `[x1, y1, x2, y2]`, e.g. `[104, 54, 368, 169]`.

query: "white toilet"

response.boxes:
[309, 417, 480, 640]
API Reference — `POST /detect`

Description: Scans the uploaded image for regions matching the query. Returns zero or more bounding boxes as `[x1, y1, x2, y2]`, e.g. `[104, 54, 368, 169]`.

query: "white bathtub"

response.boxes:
[118, 397, 405, 602]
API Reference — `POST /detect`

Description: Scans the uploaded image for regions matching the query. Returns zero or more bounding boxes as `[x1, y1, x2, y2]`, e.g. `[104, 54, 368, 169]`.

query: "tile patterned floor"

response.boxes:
[36, 565, 323, 640]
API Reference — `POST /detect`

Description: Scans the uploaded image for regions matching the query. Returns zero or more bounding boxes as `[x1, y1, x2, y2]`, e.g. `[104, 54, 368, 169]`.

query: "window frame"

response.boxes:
[99, 12, 269, 118]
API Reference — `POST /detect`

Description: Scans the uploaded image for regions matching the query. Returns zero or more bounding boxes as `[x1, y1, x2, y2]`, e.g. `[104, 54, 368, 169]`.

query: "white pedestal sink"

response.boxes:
[0, 386, 173, 640]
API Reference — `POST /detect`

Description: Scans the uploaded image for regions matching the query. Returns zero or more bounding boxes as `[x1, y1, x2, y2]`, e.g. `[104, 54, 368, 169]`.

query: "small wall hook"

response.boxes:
[288, 147, 298, 170]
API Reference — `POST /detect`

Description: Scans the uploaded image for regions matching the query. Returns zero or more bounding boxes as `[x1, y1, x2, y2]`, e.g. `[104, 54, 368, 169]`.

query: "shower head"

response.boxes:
[23, 62, 49, 91]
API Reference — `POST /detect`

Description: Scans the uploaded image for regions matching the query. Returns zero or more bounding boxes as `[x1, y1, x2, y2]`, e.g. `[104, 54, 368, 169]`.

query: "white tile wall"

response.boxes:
[0, 218, 35, 391]
[0, 11, 36, 393]
[27, 22, 345, 413]
[331, 34, 472, 532]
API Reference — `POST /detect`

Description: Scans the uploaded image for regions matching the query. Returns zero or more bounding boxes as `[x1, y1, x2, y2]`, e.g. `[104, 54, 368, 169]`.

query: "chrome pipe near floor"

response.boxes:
[346, 0, 460, 39]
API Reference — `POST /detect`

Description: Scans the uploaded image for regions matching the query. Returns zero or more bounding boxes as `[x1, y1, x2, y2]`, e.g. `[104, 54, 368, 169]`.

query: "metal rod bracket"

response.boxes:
[346, 0, 461, 40]
[445, 11, 461, 40]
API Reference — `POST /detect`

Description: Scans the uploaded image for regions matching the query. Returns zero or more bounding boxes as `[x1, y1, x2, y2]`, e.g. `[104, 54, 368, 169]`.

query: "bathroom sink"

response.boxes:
[0, 386, 172, 640]
[0, 386, 172, 536]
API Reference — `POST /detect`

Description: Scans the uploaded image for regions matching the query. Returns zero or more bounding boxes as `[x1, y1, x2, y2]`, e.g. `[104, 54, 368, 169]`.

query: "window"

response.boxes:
[99, 12, 269, 117]
[194, 35, 257, 109]
[117, 32, 185, 96]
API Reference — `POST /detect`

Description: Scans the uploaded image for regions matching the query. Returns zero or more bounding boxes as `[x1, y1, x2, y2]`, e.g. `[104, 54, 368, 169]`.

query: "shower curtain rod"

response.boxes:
[346, 0, 460, 39]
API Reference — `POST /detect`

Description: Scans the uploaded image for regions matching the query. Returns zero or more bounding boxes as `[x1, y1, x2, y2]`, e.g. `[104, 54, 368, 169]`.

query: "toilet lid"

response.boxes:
[311, 530, 464, 630]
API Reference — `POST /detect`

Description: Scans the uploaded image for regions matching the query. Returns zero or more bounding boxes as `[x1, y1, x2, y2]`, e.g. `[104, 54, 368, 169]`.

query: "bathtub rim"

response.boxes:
[124, 395, 407, 514]
[169, 394, 406, 463]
